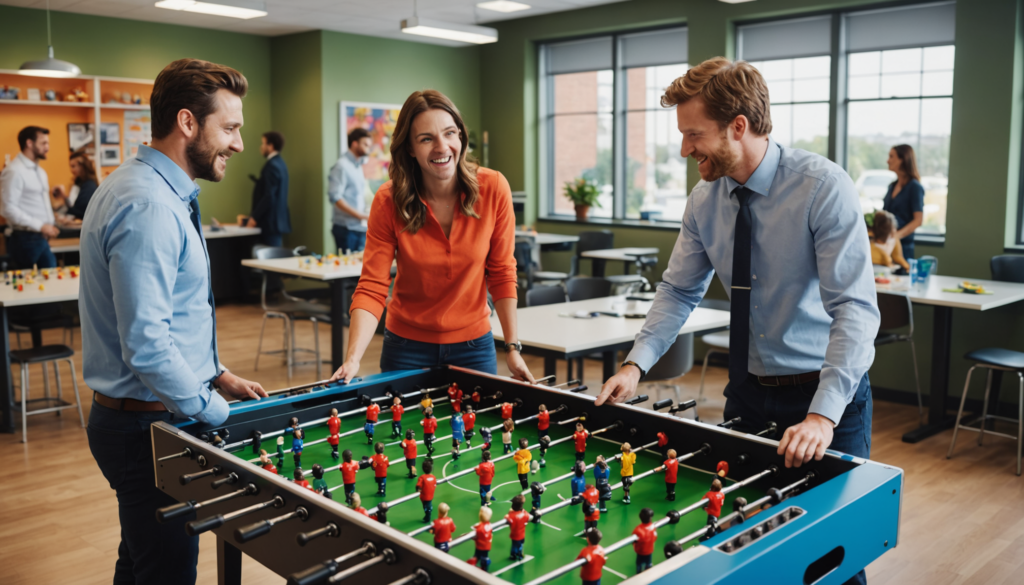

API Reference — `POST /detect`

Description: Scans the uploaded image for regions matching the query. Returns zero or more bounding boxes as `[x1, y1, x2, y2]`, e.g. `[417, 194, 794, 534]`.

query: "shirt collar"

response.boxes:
[724, 136, 781, 198]
[344, 151, 365, 166]
[266, 151, 278, 161]
[135, 144, 200, 202]
[16, 153, 38, 169]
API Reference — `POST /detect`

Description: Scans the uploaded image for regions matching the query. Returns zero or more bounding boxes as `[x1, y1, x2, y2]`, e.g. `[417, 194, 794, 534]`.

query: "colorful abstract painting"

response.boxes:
[341, 101, 402, 194]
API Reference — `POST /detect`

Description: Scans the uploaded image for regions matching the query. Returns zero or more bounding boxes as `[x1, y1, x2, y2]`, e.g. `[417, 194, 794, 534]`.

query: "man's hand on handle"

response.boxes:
[777, 413, 834, 468]
[595, 366, 641, 405]
[215, 372, 269, 401]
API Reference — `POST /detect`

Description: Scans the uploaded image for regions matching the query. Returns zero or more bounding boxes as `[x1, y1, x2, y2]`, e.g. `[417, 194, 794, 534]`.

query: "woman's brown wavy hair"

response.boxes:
[389, 90, 479, 234]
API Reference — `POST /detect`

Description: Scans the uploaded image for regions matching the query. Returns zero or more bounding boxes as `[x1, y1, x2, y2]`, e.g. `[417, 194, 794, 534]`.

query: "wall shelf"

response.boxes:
[99, 103, 150, 110]
[0, 99, 96, 108]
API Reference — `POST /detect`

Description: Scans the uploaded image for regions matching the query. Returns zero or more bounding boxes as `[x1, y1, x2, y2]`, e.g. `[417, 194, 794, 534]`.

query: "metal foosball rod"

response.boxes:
[549, 378, 581, 388]
[234, 506, 309, 543]
[157, 447, 192, 462]
[513, 403, 568, 426]
[517, 437, 670, 498]
[296, 522, 339, 546]
[534, 374, 558, 385]
[185, 494, 285, 536]
[385, 568, 431, 585]
[326, 548, 397, 584]
[653, 465, 778, 532]
[287, 540, 379, 585]
[226, 378, 335, 405]
[156, 483, 259, 523]
[754, 422, 778, 438]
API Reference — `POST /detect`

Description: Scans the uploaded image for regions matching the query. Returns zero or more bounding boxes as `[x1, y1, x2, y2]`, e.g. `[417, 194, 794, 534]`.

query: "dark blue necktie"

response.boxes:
[189, 196, 220, 377]
[729, 186, 753, 385]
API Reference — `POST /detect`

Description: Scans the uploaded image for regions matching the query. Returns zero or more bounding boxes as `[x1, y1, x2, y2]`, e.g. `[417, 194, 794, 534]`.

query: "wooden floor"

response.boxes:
[2, 303, 1022, 584]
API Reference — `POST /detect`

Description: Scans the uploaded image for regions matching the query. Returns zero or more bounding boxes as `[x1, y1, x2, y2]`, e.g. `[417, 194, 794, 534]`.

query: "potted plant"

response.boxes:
[564, 177, 601, 221]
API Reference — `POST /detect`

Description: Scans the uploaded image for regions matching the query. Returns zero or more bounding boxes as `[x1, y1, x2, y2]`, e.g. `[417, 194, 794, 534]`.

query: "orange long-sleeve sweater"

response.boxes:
[350, 167, 518, 344]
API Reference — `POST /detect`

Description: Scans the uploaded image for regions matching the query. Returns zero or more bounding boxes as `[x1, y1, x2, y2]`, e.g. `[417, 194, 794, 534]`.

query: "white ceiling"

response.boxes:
[0, 0, 630, 46]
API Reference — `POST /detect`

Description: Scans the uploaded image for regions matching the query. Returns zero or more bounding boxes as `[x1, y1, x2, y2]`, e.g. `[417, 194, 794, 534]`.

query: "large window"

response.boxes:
[738, 2, 956, 237]
[541, 28, 688, 221]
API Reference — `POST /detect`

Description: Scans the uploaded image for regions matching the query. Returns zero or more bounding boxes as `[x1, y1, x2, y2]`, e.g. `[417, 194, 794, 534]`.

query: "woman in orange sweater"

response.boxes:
[330, 90, 534, 383]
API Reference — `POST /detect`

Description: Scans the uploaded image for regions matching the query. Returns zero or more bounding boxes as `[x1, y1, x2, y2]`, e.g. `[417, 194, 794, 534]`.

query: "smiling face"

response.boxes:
[69, 157, 84, 179]
[677, 97, 739, 183]
[186, 88, 244, 182]
[887, 148, 901, 174]
[409, 108, 462, 187]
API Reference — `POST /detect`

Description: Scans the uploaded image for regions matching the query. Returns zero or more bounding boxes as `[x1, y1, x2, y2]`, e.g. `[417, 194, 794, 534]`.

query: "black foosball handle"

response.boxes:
[185, 514, 225, 536]
[288, 560, 339, 585]
[676, 399, 697, 412]
[156, 500, 196, 523]
[653, 398, 674, 411]
[625, 394, 648, 405]
[569, 385, 589, 393]
[235, 520, 271, 543]
[297, 523, 339, 546]
[180, 465, 221, 485]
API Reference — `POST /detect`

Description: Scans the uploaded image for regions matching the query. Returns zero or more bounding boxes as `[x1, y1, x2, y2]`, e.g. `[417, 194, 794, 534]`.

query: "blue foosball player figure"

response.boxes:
[291, 429, 304, 468]
[594, 456, 611, 513]
[450, 413, 465, 460]
[571, 461, 586, 499]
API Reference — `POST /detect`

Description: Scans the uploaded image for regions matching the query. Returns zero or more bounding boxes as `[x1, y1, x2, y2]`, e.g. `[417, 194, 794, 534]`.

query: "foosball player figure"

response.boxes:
[657, 432, 669, 460]
[389, 397, 404, 438]
[480, 425, 493, 452]
[401, 429, 418, 478]
[577, 528, 606, 585]
[293, 468, 312, 490]
[211, 433, 225, 449]
[514, 438, 532, 489]
[704, 478, 725, 526]
[538, 403, 550, 438]
[291, 429, 304, 468]
[340, 449, 360, 504]
[463, 405, 477, 447]
[505, 495, 530, 561]
[581, 484, 600, 533]
[258, 449, 278, 475]
[571, 461, 587, 499]
[501, 419, 514, 454]
[416, 460, 437, 523]
[371, 502, 389, 526]
[448, 383, 464, 413]
[327, 408, 342, 460]
[715, 461, 729, 482]
[620, 443, 636, 504]
[470, 389, 483, 407]
[501, 400, 514, 422]
[476, 450, 496, 506]
[276, 436, 286, 469]
[420, 394, 433, 410]
[632, 508, 657, 573]
[538, 436, 551, 469]
[469, 506, 493, 572]
[663, 449, 679, 501]
[311, 464, 330, 498]
[365, 401, 381, 444]
[421, 408, 438, 455]
[593, 456, 611, 513]
[370, 442, 389, 496]
[573, 423, 590, 468]
[530, 482, 545, 522]
[350, 493, 369, 516]
[430, 503, 456, 553]
[450, 411, 466, 460]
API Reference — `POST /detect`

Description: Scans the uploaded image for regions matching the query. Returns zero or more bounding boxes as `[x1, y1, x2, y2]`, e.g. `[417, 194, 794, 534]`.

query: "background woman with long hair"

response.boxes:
[883, 144, 925, 259]
[52, 150, 99, 222]
[330, 89, 534, 383]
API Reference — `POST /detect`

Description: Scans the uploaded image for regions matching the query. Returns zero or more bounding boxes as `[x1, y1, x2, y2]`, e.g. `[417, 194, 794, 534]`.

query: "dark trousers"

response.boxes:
[380, 329, 498, 375]
[258, 232, 283, 247]
[87, 400, 198, 585]
[331, 225, 366, 253]
[724, 372, 872, 585]
[9, 231, 56, 269]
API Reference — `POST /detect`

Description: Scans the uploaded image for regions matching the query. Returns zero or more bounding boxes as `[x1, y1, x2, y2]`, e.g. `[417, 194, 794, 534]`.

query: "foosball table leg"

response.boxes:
[217, 535, 243, 585]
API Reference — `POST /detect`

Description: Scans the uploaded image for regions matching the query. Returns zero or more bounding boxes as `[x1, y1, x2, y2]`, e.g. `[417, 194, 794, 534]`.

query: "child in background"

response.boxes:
[870, 210, 910, 271]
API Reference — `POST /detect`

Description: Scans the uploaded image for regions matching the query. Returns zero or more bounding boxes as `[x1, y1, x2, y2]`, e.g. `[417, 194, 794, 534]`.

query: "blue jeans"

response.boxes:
[87, 400, 198, 585]
[258, 232, 283, 247]
[331, 225, 366, 253]
[379, 329, 498, 375]
[724, 372, 872, 585]
[9, 231, 56, 269]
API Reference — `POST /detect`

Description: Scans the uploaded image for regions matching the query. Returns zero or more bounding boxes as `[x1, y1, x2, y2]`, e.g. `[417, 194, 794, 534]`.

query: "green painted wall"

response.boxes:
[0, 5, 272, 226]
[481, 0, 1024, 405]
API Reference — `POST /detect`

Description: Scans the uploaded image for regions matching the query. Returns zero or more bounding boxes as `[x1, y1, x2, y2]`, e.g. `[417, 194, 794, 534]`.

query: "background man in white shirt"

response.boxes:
[0, 126, 60, 268]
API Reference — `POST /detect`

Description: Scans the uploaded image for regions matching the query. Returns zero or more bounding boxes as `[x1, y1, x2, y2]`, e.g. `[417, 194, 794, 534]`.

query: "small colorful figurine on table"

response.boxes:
[370, 442, 389, 496]
[365, 401, 381, 444]
[340, 449, 360, 504]
[662, 448, 678, 501]
[632, 508, 657, 573]
[389, 397, 404, 438]
[448, 382, 464, 413]
[463, 405, 477, 447]
[577, 528, 606, 585]
[505, 494, 530, 561]
[291, 429, 304, 467]
[620, 442, 636, 504]
[350, 493, 369, 516]
[311, 463, 330, 498]
[476, 450, 496, 506]
[514, 438, 532, 489]
[573, 423, 590, 467]
[401, 429, 418, 478]
[571, 461, 586, 498]
[501, 401, 514, 421]
[421, 408, 438, 455]
[258, 449, 278, 475]
[327, 408, 341, 460]
[430, 503, 456, 553]
[293, 468, 311, 490]
[581, 484, 600, 532]
[704, 478, 724, 526]
[468, 506, 493, 572]
[450, 410, 465, 460]
[593, 456, 611, 513]
[501, 418, 515, 454]
[416, 459, 437, 523]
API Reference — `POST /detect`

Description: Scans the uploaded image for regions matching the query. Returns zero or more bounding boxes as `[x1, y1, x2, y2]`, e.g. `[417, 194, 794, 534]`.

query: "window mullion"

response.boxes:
[612, 37, 626, 220]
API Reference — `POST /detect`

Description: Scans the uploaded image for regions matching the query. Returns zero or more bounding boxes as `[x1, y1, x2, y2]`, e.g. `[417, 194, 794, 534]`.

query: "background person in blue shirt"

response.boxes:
[882, 144, 925, 260]
[328, 128, 372, 252]
[81, 58, 268, 585]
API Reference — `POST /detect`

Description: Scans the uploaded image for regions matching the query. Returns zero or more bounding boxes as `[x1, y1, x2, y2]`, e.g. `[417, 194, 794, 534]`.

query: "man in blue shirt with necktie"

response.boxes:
[81, 58, 268, 585]
[598, 59, 878, 583]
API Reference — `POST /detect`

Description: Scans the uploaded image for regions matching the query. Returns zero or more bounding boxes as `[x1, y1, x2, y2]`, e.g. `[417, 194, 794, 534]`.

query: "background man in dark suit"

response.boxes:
[243, 130, 291, 246]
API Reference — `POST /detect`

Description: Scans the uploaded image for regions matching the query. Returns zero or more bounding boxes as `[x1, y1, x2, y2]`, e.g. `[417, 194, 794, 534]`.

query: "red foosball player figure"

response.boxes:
[505, 495, 530, 561]
[293, 468, 312, 490]
[620, 443, 636, 504]
[577, 528, 606, 585]
[572, 423, 590, 469]
[430, 503, 456, 553]
[470, 389, 482, 407]
[537, 405, 550, 441]
[463, 406, 477, 447]
[704, 478, 725, 526]
[401, 429, 418, 478]
[371, 442, 389, 496]
[389, 397, 405, 438]
[716, 461, 729, 482]
[421, 408, 438, 455]
[514, 438, 532, 489]
[663, 449, 679, 501]
[657, 432, 669, 459]
[468, 506, 493, 572]
[580, 484, 600, 533]
[365, 401, 381, 444]
[448, 383, 464, 413]
[632, 508, 657, 573]
[501, 401, 514, 421]
[417, 460, 437, 523]
[476, 450, 496, 506]
[350, 493, 369, 516]
[258, 449, 278, 475]
[340, 449, 360, 504]
[327, 408, 341, 460]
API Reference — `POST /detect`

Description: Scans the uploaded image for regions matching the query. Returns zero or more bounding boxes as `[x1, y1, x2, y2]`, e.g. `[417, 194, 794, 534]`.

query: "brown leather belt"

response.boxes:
[755, 371, 821, 387]
[94, 392, 168, 412]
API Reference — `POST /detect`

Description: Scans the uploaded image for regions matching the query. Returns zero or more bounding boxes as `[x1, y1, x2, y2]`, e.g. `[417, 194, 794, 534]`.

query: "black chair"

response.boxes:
[12, 344, 84, 443]
[641, 333, 696, 419]
[875, 293, 923, 424]
[696, 298, 730, 404]
[571, 230, 614, 277]
[566, 277, 613, 302]
[514, 239, 536, 291]
[992, 255, 1024, 283]
[526, 285, 566, 307]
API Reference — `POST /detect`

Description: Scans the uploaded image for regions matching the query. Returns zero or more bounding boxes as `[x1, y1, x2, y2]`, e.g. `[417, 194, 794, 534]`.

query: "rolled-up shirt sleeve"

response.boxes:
[485, 172, 518, 301]
[807, 173, 881, 424]
[105, 201, 229, 425]
[625, 193, 716, 371]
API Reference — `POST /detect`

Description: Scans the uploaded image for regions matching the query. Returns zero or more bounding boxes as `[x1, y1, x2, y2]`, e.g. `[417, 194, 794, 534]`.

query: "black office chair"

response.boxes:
[571, 230, 614, 277]
[526, 285, 566, 307]
[566, 277, 613, 302]
[641, 333, 696, 419]
[875, 293, 923, 424]
[992, 255, 1024, 283]
[514, 239, 536, 291]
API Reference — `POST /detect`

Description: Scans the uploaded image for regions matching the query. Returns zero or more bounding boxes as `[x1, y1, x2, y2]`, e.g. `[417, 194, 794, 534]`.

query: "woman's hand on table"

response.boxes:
[330, 358, 361, 383]
[506, 351, 535, 383]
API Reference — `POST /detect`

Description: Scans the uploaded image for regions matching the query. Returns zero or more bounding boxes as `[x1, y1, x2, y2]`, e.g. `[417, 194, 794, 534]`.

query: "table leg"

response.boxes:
[902, 305, 956, 443]
[330, 280, 346, 371]
[0, 307, 10, 433]
[544, 356, 557, 379]
[217, 535, 243, 585]
[602, 351, 616, 382]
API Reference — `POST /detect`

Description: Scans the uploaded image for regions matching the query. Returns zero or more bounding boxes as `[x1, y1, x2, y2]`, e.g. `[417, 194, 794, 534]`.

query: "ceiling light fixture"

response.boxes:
[155, 0, 267, 20]
[476, 0, 531, 13]
[19, 0, 81, 78]
[401, 0, 497, 45]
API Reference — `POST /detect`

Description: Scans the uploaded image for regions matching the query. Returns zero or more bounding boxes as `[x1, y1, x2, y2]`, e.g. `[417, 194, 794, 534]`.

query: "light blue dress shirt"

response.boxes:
[626, 137, 880, 424]
[80, 145, 228, 425]
[327, 151, 368, 231]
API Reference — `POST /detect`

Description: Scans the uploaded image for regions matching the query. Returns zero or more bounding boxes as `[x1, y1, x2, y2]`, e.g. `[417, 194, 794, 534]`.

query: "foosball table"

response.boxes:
[151, 367, 903, 585]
